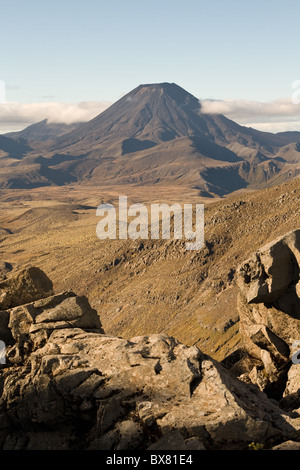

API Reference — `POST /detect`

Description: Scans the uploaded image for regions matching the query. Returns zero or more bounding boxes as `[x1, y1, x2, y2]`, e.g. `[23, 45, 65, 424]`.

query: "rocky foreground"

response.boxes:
[0, 231, 299, 450]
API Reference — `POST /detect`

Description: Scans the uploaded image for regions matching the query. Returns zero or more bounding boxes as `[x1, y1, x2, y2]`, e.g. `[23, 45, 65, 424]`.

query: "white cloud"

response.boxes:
[200, 98, 300, 133]
[1, 96, 300, 135]
[0, 101, 112, 134]
[242, 121, 300, 133]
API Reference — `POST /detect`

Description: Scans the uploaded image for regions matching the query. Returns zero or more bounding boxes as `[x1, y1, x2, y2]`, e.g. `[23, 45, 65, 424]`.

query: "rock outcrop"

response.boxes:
[0, 261, 13, 282]
[0, 266, 300, 450]
[235, 229, 300, 400]
[0, 267, 53, 310]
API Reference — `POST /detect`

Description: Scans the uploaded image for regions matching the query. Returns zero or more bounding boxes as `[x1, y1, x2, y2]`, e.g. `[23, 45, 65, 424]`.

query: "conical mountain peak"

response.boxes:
[54, 82, 207, 150]
[3, 82, 300, 195]
[123, 82, 201, 109]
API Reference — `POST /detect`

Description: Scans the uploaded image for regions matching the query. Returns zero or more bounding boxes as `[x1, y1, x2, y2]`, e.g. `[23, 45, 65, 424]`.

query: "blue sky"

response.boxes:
[1, 0, 300, 132]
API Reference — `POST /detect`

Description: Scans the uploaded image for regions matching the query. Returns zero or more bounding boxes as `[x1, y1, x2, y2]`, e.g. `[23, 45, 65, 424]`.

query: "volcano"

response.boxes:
[2, 83, 300, 195]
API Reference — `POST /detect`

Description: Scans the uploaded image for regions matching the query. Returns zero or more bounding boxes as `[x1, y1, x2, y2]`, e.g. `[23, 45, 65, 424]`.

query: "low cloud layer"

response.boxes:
[200, 98, 300, 133]
[0, 96, 300, 135]
[0, 101, 111, 134]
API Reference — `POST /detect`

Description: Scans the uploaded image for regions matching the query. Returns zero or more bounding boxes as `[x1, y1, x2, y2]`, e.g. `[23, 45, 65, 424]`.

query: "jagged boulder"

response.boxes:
[236, 230, 300, 398]
[272, 440, 300, 450]
[0, 262, 13, 281]
[279, 342, 300, 412]
[1, 290, 104, 364]
[0, 267, 53, 310]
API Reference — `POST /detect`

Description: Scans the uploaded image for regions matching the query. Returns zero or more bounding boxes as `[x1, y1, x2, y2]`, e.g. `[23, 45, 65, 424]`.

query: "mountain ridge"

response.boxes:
[5, 119, 83, 144]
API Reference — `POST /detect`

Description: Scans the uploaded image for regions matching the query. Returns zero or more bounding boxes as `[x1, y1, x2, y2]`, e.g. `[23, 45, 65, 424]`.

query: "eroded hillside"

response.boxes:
[0, 177, 299, 360]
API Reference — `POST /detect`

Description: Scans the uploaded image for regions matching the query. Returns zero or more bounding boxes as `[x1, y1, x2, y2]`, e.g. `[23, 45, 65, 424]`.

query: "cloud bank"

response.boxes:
[0, 101, 112, 133]
[200, 98, 300, 133]
[0, 97, 299, 135]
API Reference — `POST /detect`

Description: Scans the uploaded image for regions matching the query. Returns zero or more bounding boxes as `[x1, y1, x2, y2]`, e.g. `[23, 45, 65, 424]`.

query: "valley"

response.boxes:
[0, 176, 299, 361]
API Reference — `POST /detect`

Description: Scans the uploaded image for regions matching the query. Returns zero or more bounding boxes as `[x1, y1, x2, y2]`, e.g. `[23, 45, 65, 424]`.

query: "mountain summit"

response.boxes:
[2, 82, 300, 195]
[52, 82, 300, 154]
[53, 82, 211, 152]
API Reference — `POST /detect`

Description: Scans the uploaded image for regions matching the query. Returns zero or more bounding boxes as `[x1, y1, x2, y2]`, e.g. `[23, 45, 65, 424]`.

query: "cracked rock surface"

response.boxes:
[236, 230, 300, 400]
[0, 267, 300, 449]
